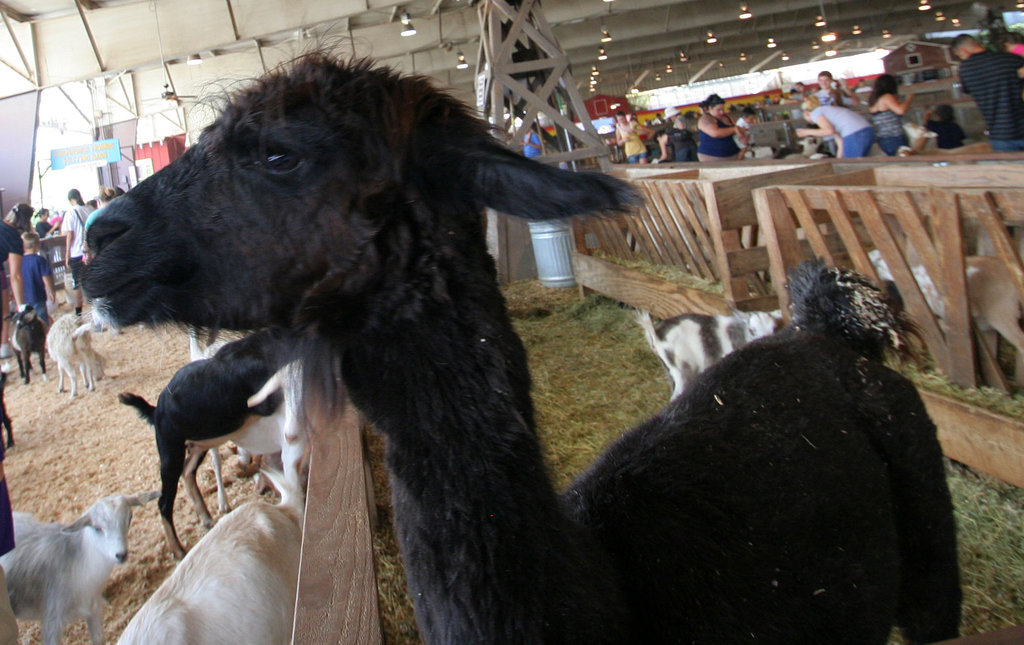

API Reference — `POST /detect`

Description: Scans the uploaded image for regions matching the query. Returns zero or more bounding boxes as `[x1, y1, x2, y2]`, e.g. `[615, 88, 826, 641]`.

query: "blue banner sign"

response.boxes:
[50, 138, 122, 170]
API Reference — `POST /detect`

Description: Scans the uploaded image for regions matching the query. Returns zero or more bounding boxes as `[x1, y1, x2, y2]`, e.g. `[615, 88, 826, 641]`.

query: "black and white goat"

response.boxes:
[119, 330, 304, 559]
[0, 491, 157, 645]
[83, 56, 960, 644]
[7, 305, 47, 385]
[636, 309, 781, 399]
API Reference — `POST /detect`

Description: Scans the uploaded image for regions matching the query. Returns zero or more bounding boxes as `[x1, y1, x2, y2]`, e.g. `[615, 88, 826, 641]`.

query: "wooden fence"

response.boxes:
[573, 163, 838, 316]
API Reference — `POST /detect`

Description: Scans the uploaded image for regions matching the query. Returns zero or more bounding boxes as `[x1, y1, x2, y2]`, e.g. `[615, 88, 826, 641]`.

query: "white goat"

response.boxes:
[637, 309, 781, 399]
[0, 491, 158, 645]
[47, 314, 104, 398]
[116, 470, 303, 645]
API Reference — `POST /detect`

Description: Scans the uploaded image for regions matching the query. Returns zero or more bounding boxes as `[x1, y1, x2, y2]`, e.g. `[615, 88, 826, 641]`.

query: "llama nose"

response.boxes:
[115, 551, 127, 564]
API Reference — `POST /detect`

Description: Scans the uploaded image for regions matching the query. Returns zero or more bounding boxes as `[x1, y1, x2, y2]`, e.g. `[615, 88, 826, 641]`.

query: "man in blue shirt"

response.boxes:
[952, 34, 1024, 152]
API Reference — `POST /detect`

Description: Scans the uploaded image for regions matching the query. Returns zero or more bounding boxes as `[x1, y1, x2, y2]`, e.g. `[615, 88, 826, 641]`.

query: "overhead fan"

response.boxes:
[160, 84, 197, 104]
[145, 1, 198, 107]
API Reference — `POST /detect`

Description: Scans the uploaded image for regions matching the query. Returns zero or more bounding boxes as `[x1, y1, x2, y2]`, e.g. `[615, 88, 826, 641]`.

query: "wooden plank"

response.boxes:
[972, 192, 1024, 304]
[921, 389, 1024, 490]
[874, 164, 1024, 188]
[670, 183, 719, 280]
[293, 403, 382, 645]
[934, 625, 1024, 644]
[655, 183, 716, 279]
[715, 163, 835, 230]
[753, 187, 804, 321]
[851, 190, 950, 375]
[779, 187, 834, 264]
[572, 253, 731, 318]
[641, 184, 689, 268]
[823, 189, 878, 281]
[931, 189, 975, 387]
[724, 246, 770, 277]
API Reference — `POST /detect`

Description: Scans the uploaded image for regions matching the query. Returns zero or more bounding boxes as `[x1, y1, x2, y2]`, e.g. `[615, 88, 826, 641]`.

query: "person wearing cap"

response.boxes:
[697, 94, 746, 162]
[664, 111, 698, 162]
[795, 94, 875, 158]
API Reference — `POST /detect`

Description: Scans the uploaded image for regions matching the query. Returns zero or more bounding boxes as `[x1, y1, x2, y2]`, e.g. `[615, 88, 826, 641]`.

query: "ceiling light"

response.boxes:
[591, 65, 600, 75]
[589, 86, 595, 92]
[882, 29, 892, 38]
[186, 53, 202, 66]
[655, 73, 662, 81]
[781, 52, 790, 61]
[814, 15, 827, 27]
[851, 24, 863, 35]
[666, 63, 674, 72]
[601, 25, 612, 42]
[739, 4, 753, 19]
[811, 41, 821, 49]
[679, 50, 688, 61]
[739, 52, 748, 61]
[598, 47, 608, 60]
[706, 31, 718, 44]
[935, 11, 946, 20]
[918, 0, 931, 10]
[951, 17, 961, 26]
[821, 32, 837, 42]
[400, 12, 417, 37]
[767, 37, 777, 48]
[456, 52, 469, 70]
[825, 49, 837, 57]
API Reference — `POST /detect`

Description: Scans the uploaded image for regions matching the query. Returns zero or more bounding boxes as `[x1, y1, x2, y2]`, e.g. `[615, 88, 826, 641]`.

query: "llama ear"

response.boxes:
[411, 128, 639, 221]
[466, 142, 640, 220]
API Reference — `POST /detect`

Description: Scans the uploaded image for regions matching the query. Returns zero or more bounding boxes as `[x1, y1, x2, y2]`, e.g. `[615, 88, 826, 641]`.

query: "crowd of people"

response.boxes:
[587, 32, 1023, 165]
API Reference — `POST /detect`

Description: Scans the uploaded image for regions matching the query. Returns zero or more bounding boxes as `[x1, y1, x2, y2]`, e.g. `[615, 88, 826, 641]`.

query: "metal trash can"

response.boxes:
[527, 219, 576, 288]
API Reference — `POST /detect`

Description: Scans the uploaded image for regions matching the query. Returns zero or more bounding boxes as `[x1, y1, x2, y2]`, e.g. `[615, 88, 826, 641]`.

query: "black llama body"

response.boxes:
[82, 55, 960, 644]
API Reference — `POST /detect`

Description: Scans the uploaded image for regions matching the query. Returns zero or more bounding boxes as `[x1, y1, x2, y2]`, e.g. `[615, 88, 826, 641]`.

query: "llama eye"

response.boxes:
[261, 153, 302, 174]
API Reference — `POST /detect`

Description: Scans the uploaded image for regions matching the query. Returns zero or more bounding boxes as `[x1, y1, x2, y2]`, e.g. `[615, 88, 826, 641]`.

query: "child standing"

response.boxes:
[20, 233, 55, 325]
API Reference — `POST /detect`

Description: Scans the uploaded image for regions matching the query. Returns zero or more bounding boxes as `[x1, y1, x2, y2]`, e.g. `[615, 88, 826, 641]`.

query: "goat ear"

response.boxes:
[63, 515, 93, 533]
[128, 491, 160, 507]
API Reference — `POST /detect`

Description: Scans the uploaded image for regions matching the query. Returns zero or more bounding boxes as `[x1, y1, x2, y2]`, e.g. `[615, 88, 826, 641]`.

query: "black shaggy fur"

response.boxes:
[82, 55, 960, 644]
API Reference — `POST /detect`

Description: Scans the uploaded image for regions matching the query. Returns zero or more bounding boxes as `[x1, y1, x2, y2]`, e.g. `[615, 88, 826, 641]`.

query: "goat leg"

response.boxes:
[210, 448, 231, 514]
[159, 516, 187, 561]
[1, 412, 12, 449]
[182, 443, 215, 529]
[86, 601, 104, 645]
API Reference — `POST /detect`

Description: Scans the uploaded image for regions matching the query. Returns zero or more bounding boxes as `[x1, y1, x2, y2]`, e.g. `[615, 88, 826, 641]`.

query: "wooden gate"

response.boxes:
[753, 185, 1024, 390]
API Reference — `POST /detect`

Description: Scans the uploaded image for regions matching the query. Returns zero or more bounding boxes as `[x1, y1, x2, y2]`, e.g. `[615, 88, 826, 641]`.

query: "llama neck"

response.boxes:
[342, 277, 622, 642]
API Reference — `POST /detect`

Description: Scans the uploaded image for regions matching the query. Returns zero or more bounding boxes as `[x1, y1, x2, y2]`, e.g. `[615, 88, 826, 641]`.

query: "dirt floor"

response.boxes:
[1, 305, 264, 645]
